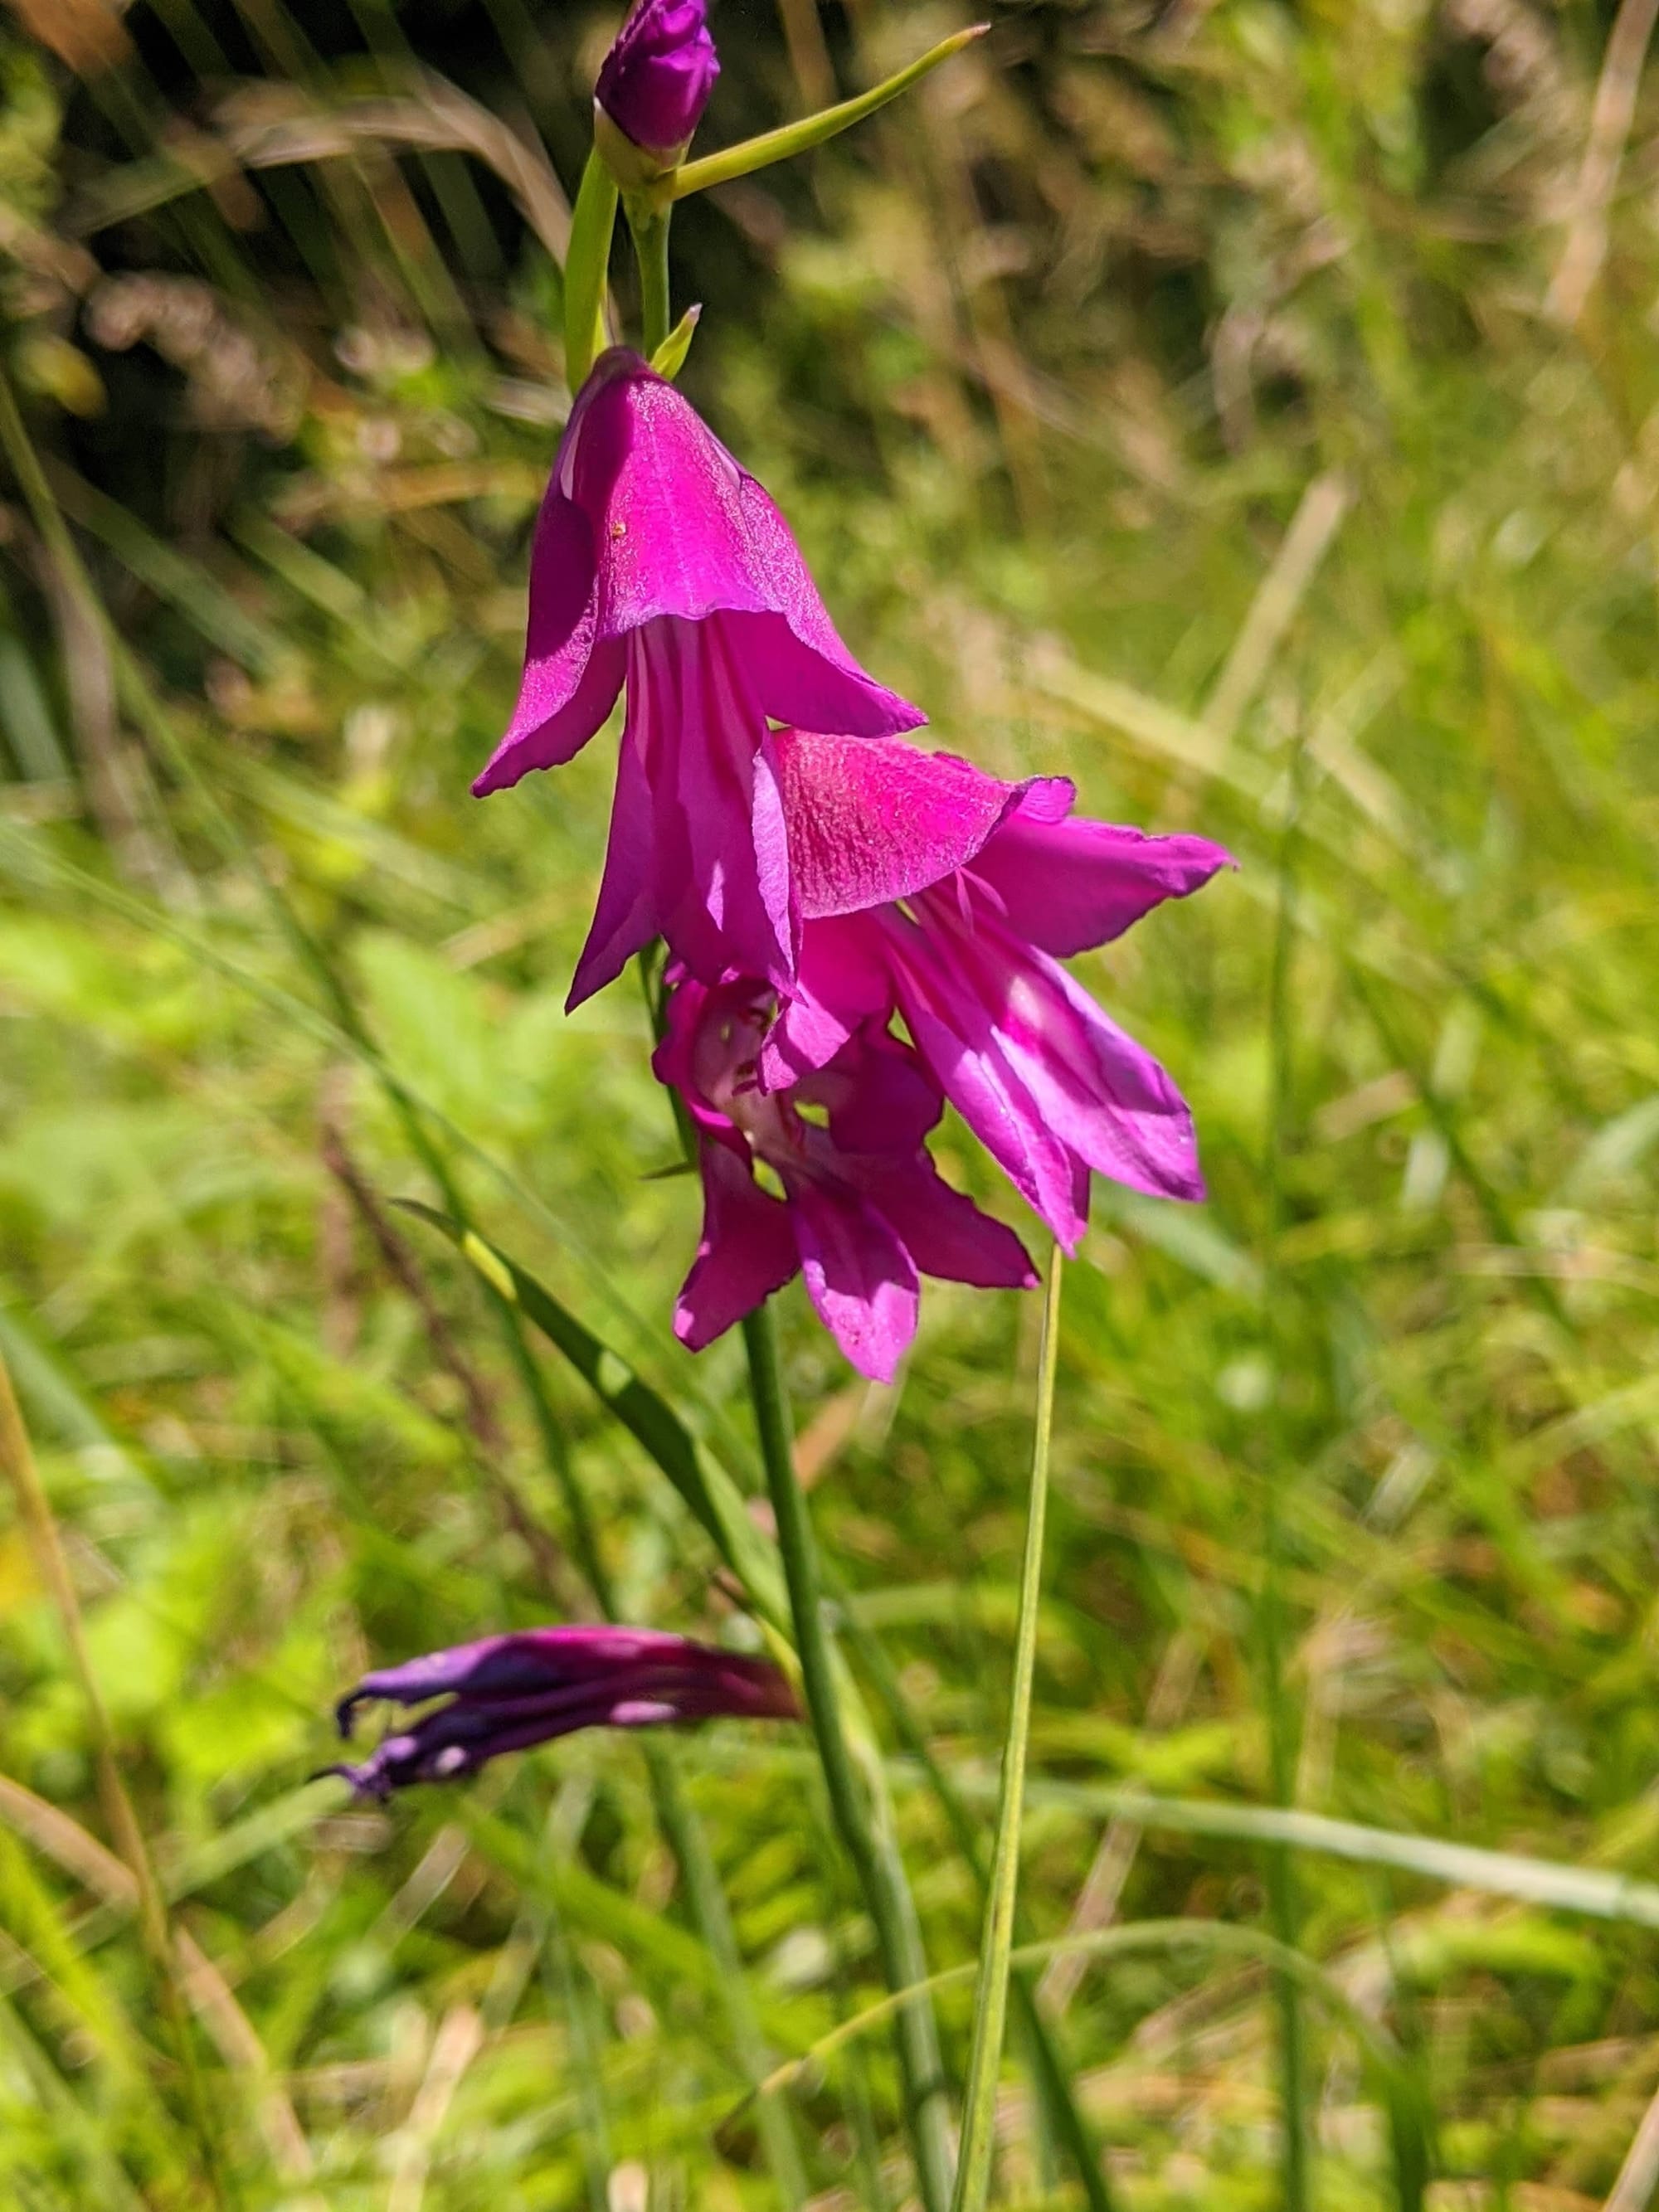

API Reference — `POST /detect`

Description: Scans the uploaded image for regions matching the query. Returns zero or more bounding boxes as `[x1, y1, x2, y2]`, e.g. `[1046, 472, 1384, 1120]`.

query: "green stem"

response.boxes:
[838, 1599, 1117, 2212]
[626, 198, 673, 359]
[564, 148, 618, 387]
[742, 1300, 955, 2212]
[951, 1246, 1063, 2212]
[1262, 742, 1311, 2211]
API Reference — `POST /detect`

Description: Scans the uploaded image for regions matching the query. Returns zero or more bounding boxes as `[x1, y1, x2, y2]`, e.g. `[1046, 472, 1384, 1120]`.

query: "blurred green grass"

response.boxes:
[2, 0, 1658, 2204]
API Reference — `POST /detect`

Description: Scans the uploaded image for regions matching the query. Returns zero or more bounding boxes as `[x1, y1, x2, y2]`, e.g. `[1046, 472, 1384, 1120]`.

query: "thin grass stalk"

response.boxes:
[835, 1601, 1117, 2212]
[1262, 737, 1311, 2210]
[950, 1245, 1063, 2212]
[0, 1348, 230, 2207]
[742, 1299, 955, 2212]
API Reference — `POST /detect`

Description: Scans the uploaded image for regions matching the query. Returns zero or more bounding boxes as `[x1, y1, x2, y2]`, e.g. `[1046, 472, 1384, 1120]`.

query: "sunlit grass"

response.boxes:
[1, 1, 1657, 2205]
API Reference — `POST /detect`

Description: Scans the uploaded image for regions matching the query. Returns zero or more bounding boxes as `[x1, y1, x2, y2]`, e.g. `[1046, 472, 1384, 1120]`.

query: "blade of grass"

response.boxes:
[0, 1351, 230, 2207]
[950, 1245, 1062, 2212]
[745, 1917, 1413, 2123]
[672, 27, 988, 198]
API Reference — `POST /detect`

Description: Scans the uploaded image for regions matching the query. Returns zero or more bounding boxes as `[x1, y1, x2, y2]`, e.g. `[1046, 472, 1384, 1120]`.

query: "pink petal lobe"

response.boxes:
[758, 916, 890, 1091]
[905, 1001, 1088, 1252]
[674, 1132, 799, 1351]
[775, 728, 1066, 921]
[995, 950, 1206, 1204]
[725, 610, 923, 741]
[973, 805, 1233, 956]
[859, 1158, 1039, 1290]
[562, 356, 921, 735]
[786, 1176, 918, 1384]
[567, 696, 659, 1010]
[472, 484, 619, 794]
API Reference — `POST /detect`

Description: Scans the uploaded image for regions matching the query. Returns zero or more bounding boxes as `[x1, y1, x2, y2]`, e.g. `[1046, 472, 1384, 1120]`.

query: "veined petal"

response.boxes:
[557, 356, 921, 737]
[727, 610, 923, 741]
[472, 488, 620, 795]
[654, 619, 796, 991]
[906, 1000, 1087, 1250]
[568, 688, 659, 1009]
[774, 727, 1062, 919]
[859, 1158, 1039, 1290]
[971, 803, 1233, 956]
[803, 1018, 941, 1159]
[758, 916, 890, 1091]
[993, 947, 1205, 1203]
[787, 1174, 918, 1383]
[674, 1131, 799, 1350]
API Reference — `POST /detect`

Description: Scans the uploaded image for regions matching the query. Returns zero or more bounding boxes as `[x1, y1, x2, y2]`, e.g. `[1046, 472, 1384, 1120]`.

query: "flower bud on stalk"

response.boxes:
[596, 0, 719, 192]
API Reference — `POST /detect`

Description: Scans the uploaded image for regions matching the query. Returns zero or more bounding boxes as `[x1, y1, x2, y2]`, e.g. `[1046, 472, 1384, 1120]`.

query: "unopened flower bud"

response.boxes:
[596, 0, 719, 178]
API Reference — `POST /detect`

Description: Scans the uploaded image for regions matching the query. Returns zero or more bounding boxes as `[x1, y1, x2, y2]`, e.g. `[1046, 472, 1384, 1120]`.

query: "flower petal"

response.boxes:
[567, 688, 659, 1009]
[674, 1131, 800, 1350]
[787, 1175, 918, 1383]
[859, 1157, 1039, 1290]
[757, 915, 890, 1091]
[472, 476, 621, 795]
[971, 803, 1233, 956]
[774, 728, 1060, 919]
[993, 949, 1206, 1204]
[553, 355, 922, 741]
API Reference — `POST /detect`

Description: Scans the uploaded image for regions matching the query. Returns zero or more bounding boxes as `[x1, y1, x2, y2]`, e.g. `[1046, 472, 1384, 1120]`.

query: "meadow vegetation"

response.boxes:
[2, 0, 1658, 2204]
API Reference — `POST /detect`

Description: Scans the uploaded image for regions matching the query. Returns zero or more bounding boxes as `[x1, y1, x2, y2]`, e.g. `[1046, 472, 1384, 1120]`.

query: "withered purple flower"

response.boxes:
[327, 1625, 797, 1798]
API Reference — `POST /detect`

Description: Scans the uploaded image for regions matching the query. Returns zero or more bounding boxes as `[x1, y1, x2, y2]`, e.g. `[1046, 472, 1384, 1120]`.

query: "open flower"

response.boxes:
[758, 729, 1232, 1252]
[327, 1626, 797, 1798]
[655, 970, 1037, 1382]
[474, 351, 933, 1009]
[596, 0, 719, 168]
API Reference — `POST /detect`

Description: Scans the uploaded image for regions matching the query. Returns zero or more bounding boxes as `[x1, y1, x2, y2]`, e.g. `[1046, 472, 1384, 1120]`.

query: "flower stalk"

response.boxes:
[951, 1245, 1063, 2212]
[742, 1299, 956, 2212]
[626, 198, 674, 361]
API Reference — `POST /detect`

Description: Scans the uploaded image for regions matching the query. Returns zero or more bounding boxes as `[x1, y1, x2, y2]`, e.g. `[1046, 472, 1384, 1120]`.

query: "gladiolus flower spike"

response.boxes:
[761, 729, 1233, 1254]
[474, 352, 961, 1009]
[327, 1626, 798, 1799]
[656, 970, 1039, 1383]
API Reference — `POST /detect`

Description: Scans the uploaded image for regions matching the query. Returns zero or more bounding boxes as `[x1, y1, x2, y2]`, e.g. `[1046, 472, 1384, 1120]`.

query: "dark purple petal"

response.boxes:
[330, 1625, 797, 1797]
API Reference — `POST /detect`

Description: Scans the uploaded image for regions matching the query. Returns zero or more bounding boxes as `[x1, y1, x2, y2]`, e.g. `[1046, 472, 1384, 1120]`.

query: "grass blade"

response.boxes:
[950, 1245, 1063, 2212]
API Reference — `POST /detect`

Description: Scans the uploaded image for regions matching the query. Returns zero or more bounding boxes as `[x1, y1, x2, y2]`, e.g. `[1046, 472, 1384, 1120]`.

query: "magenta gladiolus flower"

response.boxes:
[655, 970, 1037, 1382]
[758, 729, 1232, 1252]
[596, 0, 719, 163]
[473, 351, 932, 1009]
[328, 1625, 797, 1797]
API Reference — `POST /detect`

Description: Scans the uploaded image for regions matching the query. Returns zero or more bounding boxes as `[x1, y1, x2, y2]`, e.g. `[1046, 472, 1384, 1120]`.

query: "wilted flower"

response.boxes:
[328, 1625, 797, 1797]
[758, 729, 1232, 1251]
[474, 351, 932, 1008]
[596, 0, 719, 168]
[655, 970, 1037, 1382]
